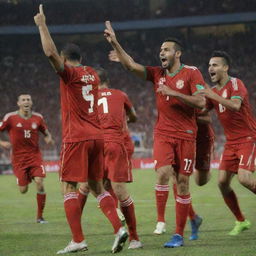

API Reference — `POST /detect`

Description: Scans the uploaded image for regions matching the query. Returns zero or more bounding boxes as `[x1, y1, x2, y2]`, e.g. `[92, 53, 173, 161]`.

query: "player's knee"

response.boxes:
[19, 186, 28, 194]
[237, 173, 249, 187]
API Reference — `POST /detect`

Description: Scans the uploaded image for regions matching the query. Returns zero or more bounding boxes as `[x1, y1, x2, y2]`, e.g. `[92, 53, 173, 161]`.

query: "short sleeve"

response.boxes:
[189, 68, 206, 95]
[39, 117, 47, 135]
[57, 64, 75, 84]
[230, 78, 247, 101]
[0, 114, 10, 131]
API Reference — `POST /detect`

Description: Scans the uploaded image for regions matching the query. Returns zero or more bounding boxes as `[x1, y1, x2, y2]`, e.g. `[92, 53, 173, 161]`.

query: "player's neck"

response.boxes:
[18, 110, 32, 119]
[217, 74, 230, 89]
[167, 61, 181, 75]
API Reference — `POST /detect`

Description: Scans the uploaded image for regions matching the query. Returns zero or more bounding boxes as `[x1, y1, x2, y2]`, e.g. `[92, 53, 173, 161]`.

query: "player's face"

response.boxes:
[159, 42, 177, 69]
[208, 57, 228, 83]
[17, 95, 32, 112]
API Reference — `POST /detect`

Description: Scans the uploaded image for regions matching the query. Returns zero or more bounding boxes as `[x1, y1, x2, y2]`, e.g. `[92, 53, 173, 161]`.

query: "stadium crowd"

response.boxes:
[0, 0, 256, 26]
[0, 26, 256, 160]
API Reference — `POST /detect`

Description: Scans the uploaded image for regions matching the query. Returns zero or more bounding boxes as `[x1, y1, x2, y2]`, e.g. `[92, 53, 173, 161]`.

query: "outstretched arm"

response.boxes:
[104, 21, 145, 79]
[34, 4, 63, 72]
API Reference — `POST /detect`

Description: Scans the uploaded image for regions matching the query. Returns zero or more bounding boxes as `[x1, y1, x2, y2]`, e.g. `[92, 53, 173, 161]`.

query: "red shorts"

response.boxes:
[13, 163, 46, 186]
[219, 142, 256, 173]
[104, 141, 132, 182]
[60, 139, 104, 183]
[153, 134, 196, 176]
[195, 137, 214, 172]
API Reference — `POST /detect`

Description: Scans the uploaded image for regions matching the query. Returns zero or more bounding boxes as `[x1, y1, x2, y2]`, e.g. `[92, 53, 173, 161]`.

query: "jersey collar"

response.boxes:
[166, 64, 184, 77]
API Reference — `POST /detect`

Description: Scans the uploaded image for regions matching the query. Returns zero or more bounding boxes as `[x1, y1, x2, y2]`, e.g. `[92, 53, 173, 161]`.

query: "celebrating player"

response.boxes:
[34, 5, 127, 254]
[0, 94, 54, 223]
[104, 21, 206, 247]
[199, 50, 256, 235]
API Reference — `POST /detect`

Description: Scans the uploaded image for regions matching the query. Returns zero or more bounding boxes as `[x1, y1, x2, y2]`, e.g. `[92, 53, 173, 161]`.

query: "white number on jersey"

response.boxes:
[82, 85, 94, 113]
[24, 130, 31, 138]
[218, 103, 226, 113]
[98, 97, 109, 113]
[184, 158, 192, 172]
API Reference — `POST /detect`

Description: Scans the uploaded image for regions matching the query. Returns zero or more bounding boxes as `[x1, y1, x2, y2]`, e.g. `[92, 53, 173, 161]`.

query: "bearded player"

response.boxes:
[104, 21, 206, 247]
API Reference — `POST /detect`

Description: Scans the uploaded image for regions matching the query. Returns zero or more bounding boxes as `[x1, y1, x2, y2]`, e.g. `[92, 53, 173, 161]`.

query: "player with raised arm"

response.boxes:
[199, 50, 256, 236]
[104, 21, 206, 248]
[0, 94, 54, 223]
[34, 6, 127, 254]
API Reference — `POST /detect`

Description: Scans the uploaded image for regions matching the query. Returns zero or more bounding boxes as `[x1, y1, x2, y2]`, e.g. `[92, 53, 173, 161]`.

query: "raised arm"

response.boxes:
[34, 4, 63, 72]
[104, 21, 145, 79]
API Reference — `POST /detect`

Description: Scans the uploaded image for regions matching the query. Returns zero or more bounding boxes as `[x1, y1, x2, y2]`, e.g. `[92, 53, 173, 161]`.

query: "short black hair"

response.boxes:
[61, 43, 82, 62]
[95, 67, 110, 85]
[211, 50, 231, 67]
[163, 37, 184, 52]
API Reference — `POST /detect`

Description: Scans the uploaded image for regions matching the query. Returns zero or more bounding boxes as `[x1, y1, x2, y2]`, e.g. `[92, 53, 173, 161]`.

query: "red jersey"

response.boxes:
[0, 111, 47, 166]
[58, 64, 103, 143]
[98, 88, 133, 143]
[208, 77, 256, 144]
[145, 64, 205, 140]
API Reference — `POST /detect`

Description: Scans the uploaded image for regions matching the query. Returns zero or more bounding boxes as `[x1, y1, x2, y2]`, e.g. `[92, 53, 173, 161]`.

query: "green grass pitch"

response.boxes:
[0, 169, 255, 256]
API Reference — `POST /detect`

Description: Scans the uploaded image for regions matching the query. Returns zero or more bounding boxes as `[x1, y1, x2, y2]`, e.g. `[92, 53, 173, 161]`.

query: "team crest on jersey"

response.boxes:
[222, 89, 227, 98]
[176, 80, 184, 89]
[31, 122, 37, 129]
[16, 123, 22, 127]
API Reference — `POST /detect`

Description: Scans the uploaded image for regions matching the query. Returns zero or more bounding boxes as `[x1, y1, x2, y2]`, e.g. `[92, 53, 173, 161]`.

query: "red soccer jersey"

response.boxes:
[98, 88, 133, 142]
[58, 64, 103, 143]
[0, 111, 47, 166]
[207, 77, 256, 144]
[145, 64, 205, 140]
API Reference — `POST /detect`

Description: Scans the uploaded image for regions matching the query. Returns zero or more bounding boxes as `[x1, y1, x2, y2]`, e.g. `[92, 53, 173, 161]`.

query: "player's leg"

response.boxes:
[57, 142, 87, 254]
[153, 135, 174, 234]
[164, 139, 195, 248]
[77, 182, 90, 212]
[34, 176, 47, 223]
[237, 169, 256, 193]
[14, 166, 29, 194]
[88, 139, 127, 253]
[19, 185, 29, 193]
[111, 181, 142, 249]
[194, 169, 211, 186]
[218, 170, 248, 235]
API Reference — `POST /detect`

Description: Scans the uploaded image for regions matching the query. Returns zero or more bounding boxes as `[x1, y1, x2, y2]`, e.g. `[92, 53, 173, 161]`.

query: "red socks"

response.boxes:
[120, 196, 139, 241]
[223, 190, 245, 221]
[36, 193, 46, 219]
[97, 192, 122, 233]
[108, 186, 119, 208]
[155, 184, 169, 222]
[175, 194, 191, 236]
[77, 187, 89, 212]
[64, 192, 84, 243]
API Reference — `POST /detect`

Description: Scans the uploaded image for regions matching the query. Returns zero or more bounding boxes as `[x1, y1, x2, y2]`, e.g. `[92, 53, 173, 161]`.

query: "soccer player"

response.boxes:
[97, 67, 142, 249]
[34, 5, 127, 254]
[200, 50, 256, 235]
[0, 94, 54, 223]
[104, 21, 206, 247]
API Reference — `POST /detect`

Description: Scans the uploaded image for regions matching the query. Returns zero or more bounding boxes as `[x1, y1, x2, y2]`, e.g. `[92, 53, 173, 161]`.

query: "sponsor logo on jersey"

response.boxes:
[31, 122, 37, 129]
[176, 80, 184, 89]
[16, 123, 22, 127]
[222, 89, 227, 98]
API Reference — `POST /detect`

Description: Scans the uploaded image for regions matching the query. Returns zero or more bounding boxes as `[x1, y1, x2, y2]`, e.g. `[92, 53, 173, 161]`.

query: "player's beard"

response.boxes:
[164, 58, 175, 70]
